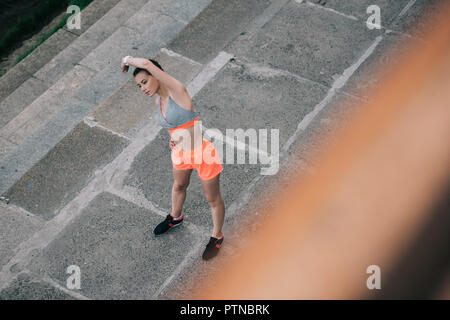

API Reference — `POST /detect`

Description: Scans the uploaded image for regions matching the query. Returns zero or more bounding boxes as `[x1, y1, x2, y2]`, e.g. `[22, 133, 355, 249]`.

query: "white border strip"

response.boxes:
[84, 116, 132, 141]
[284, 35, 383, 152]
[305, 1, 359, 21]
[161, 48, 203, 66]
[187, 52, 234, 97]
[398, 0, 418, 18]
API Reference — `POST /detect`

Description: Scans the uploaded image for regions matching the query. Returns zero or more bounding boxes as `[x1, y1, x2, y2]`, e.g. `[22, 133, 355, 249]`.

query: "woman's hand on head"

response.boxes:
[121, 63, 129, 73]
[121, 56, 130, 73]
[121, 56, 150, 72]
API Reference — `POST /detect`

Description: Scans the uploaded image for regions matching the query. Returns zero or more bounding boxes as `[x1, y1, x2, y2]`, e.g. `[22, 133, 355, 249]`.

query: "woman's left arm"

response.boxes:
[122, 56, 186, 93]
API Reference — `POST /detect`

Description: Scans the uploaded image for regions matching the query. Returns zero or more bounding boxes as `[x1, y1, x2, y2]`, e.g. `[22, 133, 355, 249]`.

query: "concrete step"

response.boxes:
[0, 47, 203, 221]
[0, 202, 44, 269]
[0, 65, 95, 145]
[0, 0, 121, 104]
[0, 0, 214, 194]
[0, 0, 150, 154]
[0, 0, 213, 162]
[0, 0, 215, 164]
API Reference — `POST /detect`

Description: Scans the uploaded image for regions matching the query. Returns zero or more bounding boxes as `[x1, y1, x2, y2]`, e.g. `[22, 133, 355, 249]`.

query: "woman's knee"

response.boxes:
[206, 194, 223, 208]
[173, 181, 189, 192]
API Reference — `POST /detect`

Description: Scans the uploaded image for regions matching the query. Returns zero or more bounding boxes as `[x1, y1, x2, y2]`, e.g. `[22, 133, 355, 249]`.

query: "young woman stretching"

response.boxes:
[121, 56, 225, 260]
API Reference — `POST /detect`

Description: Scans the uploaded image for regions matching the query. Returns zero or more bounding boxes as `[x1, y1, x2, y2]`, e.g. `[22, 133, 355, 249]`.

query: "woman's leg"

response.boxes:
[201, 173, 225, 238]
[171, 167, 193, 218]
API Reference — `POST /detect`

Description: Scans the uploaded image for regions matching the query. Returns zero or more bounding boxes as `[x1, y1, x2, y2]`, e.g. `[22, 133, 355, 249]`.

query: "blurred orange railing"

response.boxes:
[193, 1, 450, 299]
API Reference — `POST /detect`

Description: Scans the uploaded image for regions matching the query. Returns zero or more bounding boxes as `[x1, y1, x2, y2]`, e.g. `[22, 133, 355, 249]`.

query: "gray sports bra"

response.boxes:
[158, 95, 198, 129]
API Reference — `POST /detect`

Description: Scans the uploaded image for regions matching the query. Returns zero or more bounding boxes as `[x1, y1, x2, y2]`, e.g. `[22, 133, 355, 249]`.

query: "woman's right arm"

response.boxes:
[122, 56, 186, 93]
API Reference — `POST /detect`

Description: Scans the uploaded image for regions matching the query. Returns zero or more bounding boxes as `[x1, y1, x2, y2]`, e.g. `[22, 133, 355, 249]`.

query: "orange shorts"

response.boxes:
[171, 138, 223, 180]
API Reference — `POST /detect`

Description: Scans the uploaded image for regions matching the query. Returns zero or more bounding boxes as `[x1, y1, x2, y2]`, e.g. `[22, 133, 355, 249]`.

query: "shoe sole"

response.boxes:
[202, 238, 224, 260]
[202, 250, 220, 261]
[154, 221, 183, 237]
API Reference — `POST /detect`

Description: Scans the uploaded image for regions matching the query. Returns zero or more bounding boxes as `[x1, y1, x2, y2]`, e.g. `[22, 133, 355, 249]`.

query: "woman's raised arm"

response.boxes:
[121, 56, 186, 93]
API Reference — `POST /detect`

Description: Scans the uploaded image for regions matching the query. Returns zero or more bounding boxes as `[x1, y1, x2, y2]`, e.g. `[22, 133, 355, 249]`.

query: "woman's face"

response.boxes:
[135, 71, 159, 97]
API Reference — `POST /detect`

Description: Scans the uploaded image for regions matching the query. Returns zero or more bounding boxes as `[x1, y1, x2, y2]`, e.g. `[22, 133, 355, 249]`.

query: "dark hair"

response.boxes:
[133, 58, 164, 77]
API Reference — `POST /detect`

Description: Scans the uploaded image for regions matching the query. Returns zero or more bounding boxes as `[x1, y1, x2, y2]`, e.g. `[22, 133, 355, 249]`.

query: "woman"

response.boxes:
[121, 56, 225, 260]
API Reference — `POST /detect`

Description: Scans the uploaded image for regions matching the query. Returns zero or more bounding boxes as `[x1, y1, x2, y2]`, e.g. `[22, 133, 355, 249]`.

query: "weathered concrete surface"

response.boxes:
[90, 78, 155, 136]
[0, 77, 48, 129]
[0, 29, 77, 104]
[168, 0, 271, 65]
[0, 273, 74, 300]
[76, 14, 191, 107]
[342, 33, 412, 100]
[80, 0, 212, 73]
[0, 203, 44, 268]
[143, 0, 212, 26]
[224, 92, 369, 231]
[3, 123, 129, 220]
[156, 234, 240, 299]
[0, 137, 15, 160]
[34, 0, 150, 84]
[65, 0, 149, 56]
[0, 0, 123, 103]
[79, 26, 150, 72]
[285, 93, 369, 168]
[62, 0, 122, 36]
[0, 66, 31, 104]
[28, 192, 200, 299]
[388, 0, 443, 39]
[33, 46, 87, 85]
[226, 0, 383, 87]
[17, 29, 79, 76]
[0, 65, 95, 145]
[0, 98, 95, 195]
[0, 0, 215, 196]
[192, 60, 329, 144]
[308, 0, 411, 24]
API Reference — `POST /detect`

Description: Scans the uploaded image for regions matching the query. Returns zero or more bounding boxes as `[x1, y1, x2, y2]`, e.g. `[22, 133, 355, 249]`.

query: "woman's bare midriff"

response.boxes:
[169, 121, 203, 152]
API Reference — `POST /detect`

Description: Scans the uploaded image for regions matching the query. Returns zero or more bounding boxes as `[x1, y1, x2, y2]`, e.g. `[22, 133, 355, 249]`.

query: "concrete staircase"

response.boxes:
[0, 0, 437, 299]
[0, 0, 213, 191]
[0, 0, 121, 128]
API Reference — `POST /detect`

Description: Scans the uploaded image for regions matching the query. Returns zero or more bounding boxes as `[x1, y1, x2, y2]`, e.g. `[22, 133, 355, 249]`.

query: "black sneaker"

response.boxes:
[154, 213, 184, 236]
[202, 233, 224, 260]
